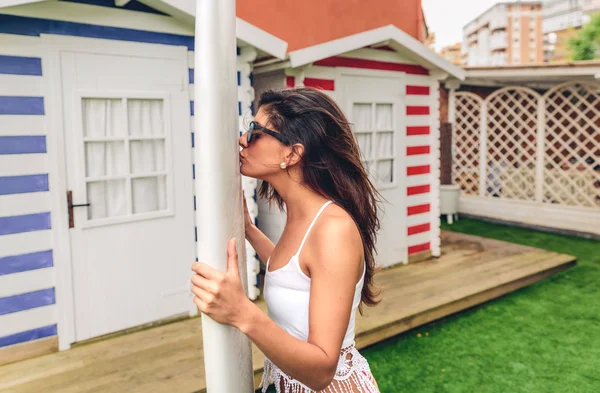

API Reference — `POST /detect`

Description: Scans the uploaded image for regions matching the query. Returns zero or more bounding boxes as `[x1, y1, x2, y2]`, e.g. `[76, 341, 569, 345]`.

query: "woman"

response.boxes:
[190, 87, 382, 392]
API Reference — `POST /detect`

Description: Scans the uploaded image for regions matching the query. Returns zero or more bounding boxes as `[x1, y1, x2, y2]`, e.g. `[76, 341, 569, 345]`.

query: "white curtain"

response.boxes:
[353, 103, 373, 169]
[353, 103, 371, 131]
[377, 160, 393, 183]
[83, 99, 127, 219]
[128, 99, 163, 137]
[132, 176, 167, 214]
[375, 104, 392, 130]
[82, 98, 167, 220]
[83, 98, 123, 138]
[128, 99, 167, 214]
[375, 104, 394, 183]
[376, 132, 393, 158]
[355, 133, 372, 161]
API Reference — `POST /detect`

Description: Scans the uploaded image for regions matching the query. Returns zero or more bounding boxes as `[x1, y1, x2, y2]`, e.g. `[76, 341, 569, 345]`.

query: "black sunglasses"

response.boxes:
[247, 121, 291, 145]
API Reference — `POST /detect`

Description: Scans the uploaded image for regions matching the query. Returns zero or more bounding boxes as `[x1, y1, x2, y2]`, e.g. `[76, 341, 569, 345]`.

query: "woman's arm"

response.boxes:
[243, 194, 275, 263]
[237, 214, 363, 390]
[245, 223, 275, 264]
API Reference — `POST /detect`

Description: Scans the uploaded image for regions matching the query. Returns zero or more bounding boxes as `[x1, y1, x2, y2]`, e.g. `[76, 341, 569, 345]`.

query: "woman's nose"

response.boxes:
[239, 131, 249, 149]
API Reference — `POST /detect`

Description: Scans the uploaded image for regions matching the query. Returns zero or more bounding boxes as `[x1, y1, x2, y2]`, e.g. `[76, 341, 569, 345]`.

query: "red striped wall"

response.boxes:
[285, 76, 334, 90]
[408, 242, 430, 255]
[286, 58, 434, 258]
[408, 203, 430, 216]
[314, 56, 429, 75]
[405, 79, 432, 256]
[407, 126, 430, 135]
[304, 77, 335, 91]
[406, 85, 430, 95]
[407, 106, 430, 115]
[408, 223, 430, 236]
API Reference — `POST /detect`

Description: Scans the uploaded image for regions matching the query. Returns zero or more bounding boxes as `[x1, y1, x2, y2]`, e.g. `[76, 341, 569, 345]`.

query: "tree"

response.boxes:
[568, 12, 600, 61]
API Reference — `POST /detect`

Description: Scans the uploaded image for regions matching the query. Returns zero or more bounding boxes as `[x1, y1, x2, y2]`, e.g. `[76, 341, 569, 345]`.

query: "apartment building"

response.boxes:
[462, 1, 544, 66]
[440, 42, 463, 65]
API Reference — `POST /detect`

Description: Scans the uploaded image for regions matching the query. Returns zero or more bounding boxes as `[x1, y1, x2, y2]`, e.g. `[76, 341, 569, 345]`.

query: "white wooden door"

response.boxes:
[60, 44, 195, 341]
[339, 72, 407, 267]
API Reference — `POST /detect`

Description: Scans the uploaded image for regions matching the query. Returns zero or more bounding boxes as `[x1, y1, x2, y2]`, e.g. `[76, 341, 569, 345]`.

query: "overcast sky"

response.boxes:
[422, 0, 506, 52]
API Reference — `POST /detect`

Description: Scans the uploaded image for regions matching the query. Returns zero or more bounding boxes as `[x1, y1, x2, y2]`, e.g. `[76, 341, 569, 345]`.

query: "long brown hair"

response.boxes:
[257, 87, 382, 313]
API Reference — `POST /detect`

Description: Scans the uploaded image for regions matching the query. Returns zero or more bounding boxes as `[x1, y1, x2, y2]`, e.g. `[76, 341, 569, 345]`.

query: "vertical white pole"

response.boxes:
[535, 97, 545, 203]
[479, 101, 488, 197]
[448, 88, 456, 125]
[429, 79, 441, 258]
[194, 0, 254, 392]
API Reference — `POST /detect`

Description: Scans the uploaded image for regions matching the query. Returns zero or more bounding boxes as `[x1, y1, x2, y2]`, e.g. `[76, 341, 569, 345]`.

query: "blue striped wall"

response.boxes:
[0, 44, 56, 349]
[0, 3, 253, 353]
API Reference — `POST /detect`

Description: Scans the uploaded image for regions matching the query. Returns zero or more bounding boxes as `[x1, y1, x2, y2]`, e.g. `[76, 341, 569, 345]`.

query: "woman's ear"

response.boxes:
[286, 143, 304, 167]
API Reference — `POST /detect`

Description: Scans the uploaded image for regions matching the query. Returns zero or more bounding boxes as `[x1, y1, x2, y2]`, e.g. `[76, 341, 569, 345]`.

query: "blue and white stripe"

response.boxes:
[0, 44, 56, 349]
[0, 0, 260, 352]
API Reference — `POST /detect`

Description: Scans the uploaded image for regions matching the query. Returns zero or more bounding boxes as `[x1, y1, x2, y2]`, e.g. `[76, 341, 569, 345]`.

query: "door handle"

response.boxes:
[69, 203, 91, 208]
[67, 190, 90, 228]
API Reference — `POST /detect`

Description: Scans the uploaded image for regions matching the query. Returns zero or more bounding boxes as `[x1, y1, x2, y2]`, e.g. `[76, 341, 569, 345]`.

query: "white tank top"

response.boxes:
[263, 200, 366, 349]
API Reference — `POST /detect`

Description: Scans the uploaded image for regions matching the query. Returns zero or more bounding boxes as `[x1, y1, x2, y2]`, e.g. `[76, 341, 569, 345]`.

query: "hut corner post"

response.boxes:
[194, 0, 254, 391]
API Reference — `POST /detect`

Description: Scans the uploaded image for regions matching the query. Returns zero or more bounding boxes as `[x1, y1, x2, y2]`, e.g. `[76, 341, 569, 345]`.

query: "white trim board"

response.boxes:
[459, 195, 600, 237]
[287, 25, 465, 80]
[0, 0, 288, 59]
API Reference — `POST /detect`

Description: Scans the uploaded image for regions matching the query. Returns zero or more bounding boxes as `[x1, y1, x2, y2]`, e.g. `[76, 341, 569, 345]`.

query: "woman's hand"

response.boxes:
[191, 238, 251, 328]
[242, 190, 254, 230]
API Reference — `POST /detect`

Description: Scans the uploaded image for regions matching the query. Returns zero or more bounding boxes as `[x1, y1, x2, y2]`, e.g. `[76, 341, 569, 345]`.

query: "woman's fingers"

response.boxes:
[191, 261, 221, 281]
[191, 271, 218, 294]
[191, 282, 213, 303]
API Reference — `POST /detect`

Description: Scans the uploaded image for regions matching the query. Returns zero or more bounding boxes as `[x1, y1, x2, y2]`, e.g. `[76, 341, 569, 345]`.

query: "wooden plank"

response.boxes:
[0, 336, 57, 367]
[356, 252, 557, 332]
[364, 255, 573, 335]
[355, 258, 575, 349]
[0, 233, 576, 393]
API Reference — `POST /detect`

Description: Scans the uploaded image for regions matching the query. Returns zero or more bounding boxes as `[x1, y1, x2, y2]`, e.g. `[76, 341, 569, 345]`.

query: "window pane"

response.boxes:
[375, 104, 393, 130]
[130, 140, 166, 174]
[132, 176, 167, 214]
[352, 104, 371, 131]
[85, 142, 126, 177]
[355, 133, 372, 160]
[82, 98, 124, 138]
[87, 180, 126, 219]
[376, 160, 394, 183]
[128, 99, 164, 137]
[376, 132, 393, 158]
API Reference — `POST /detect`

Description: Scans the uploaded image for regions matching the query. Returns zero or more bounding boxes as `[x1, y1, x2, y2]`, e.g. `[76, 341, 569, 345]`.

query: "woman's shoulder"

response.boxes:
[321, 203, 357, 232]
[304, 202, 363, 268]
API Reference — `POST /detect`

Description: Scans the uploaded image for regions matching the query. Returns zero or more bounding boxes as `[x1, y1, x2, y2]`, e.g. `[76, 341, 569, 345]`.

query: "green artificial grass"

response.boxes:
[258, 218, 600, 392]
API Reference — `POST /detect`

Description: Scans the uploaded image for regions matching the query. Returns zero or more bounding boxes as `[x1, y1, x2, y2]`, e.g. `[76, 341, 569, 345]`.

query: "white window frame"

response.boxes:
[73, 90, 175, 229]
[352, 101, 398, 190]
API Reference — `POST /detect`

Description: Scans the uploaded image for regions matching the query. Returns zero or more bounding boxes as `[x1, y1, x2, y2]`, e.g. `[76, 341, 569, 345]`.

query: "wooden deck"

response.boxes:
[0, 231, 576, 393]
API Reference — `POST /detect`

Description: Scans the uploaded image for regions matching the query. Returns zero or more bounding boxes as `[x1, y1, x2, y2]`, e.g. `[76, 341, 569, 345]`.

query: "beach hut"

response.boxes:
[248, 23, 465, 269]
[0, 0, 285, 363]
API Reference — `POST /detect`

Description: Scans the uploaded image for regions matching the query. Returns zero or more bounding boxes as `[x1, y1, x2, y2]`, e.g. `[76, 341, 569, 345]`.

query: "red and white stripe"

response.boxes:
[287, 56, 436, 258]
[405, 74, 434, 256]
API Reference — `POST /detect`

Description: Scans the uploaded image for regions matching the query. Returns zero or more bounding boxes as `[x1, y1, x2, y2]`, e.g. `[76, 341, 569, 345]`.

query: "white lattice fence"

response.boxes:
[486, 87, 540, 201]
[451, 80, 600, 235]
[453, 92, 482, 195]
[544, 81, 600, 208]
